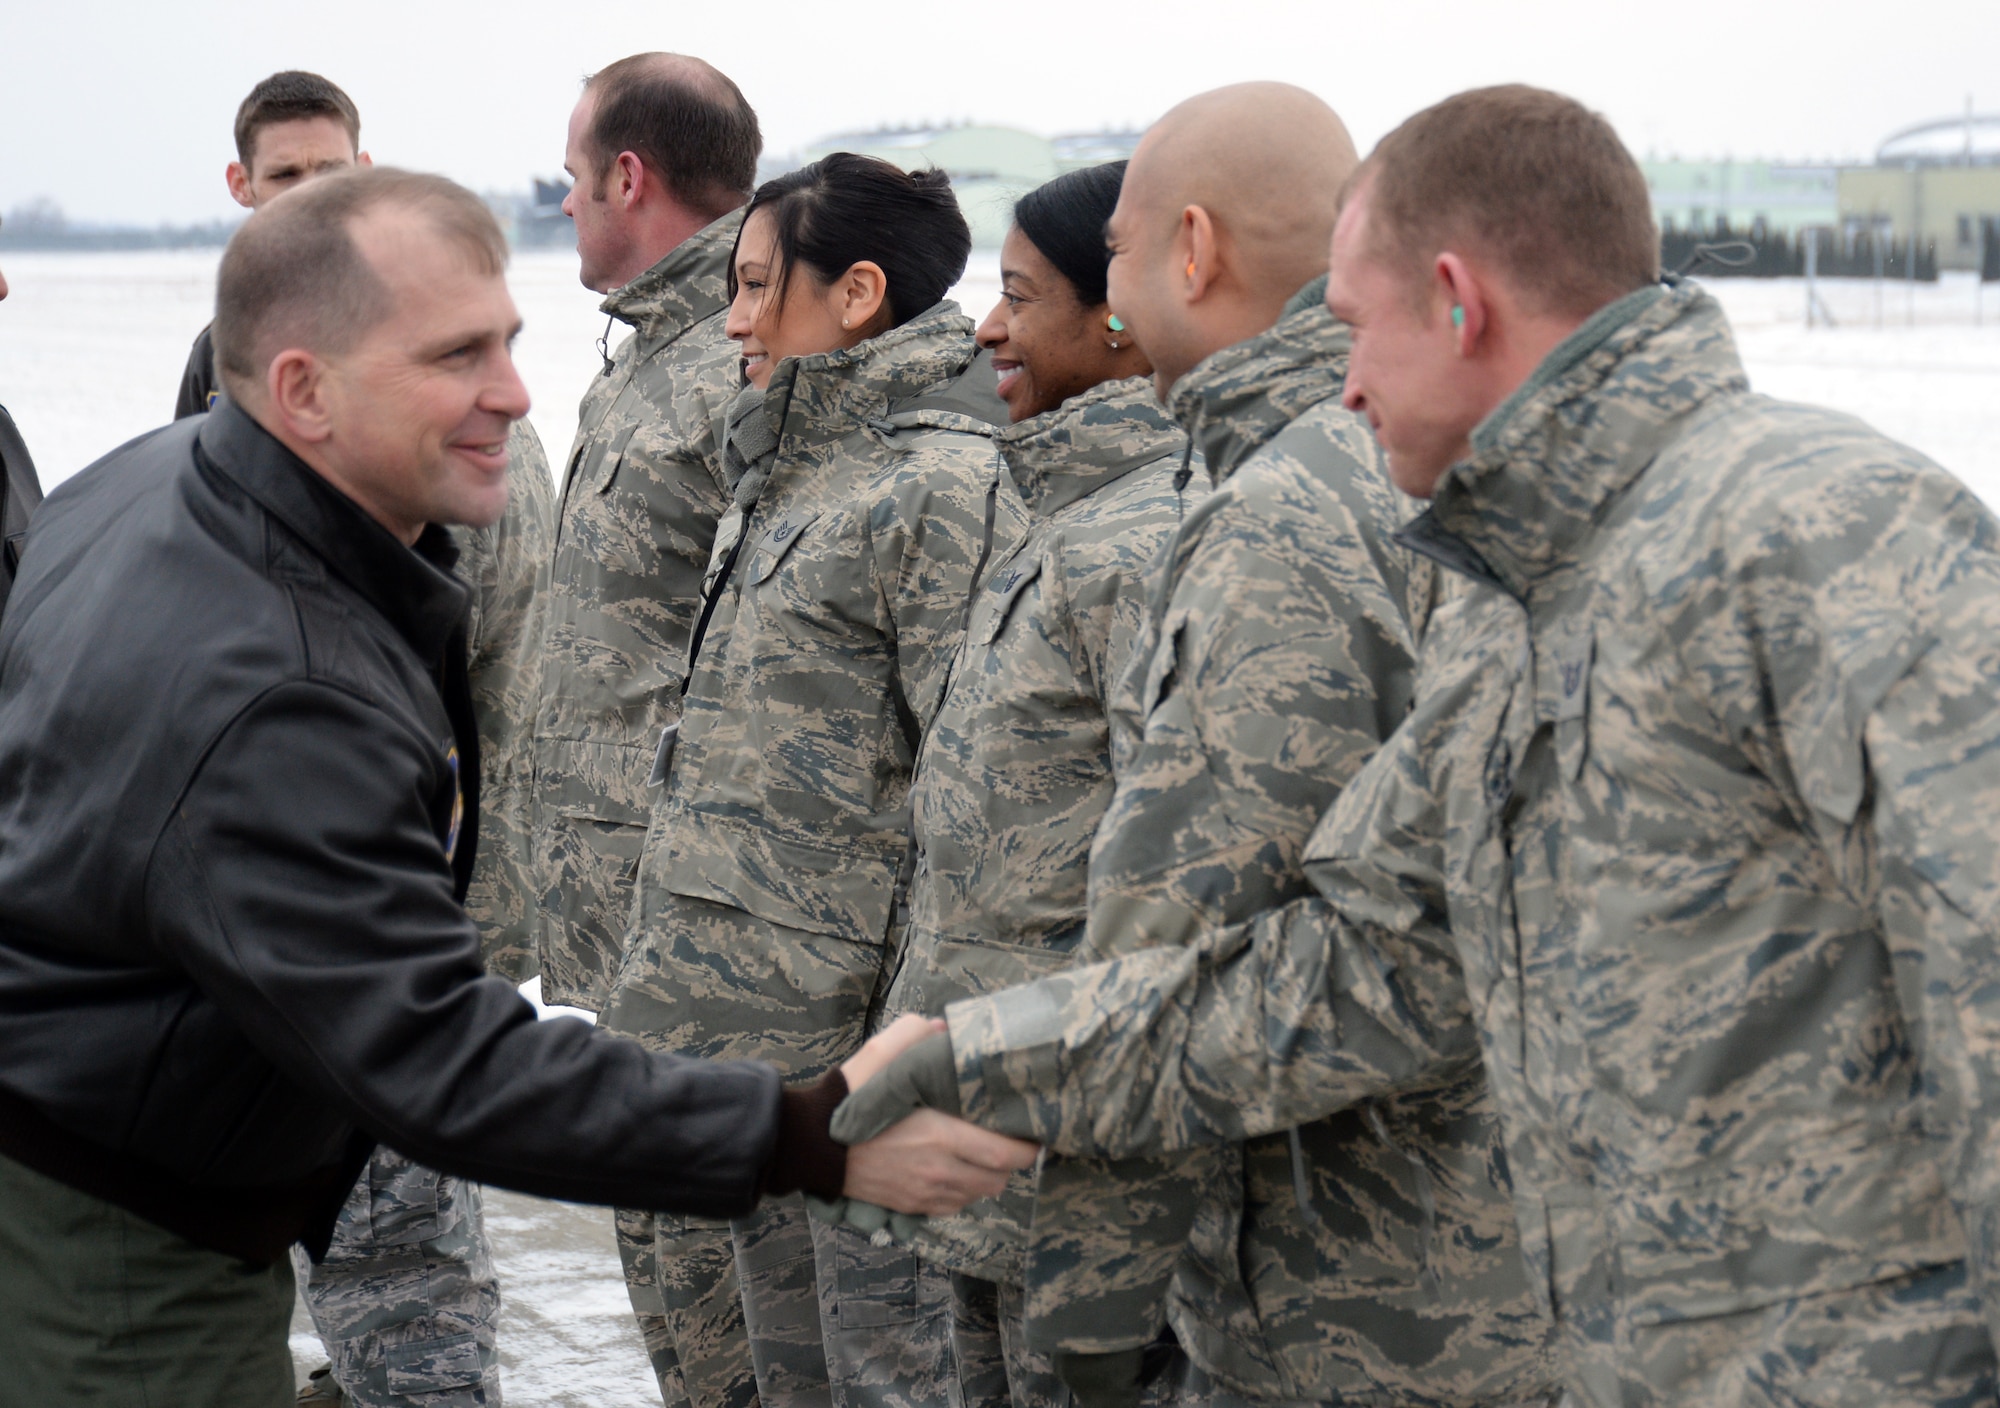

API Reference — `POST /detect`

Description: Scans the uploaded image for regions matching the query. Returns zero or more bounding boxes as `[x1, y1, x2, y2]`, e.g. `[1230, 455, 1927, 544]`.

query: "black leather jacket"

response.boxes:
[0, 403, 797, 1259]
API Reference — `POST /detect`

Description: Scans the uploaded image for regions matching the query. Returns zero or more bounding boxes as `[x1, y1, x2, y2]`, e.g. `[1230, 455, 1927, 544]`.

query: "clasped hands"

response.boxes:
[830, 1014, 1036, 1222]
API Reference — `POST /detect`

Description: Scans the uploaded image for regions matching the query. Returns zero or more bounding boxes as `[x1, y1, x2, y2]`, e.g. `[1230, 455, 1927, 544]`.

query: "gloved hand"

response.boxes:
[1050, 1348, 1147, 1408]
[828, 1030, 960, 1145]
[802, 1192, 927, 1246]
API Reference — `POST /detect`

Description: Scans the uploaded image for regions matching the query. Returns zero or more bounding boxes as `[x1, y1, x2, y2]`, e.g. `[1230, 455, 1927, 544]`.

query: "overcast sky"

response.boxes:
[7, 0, 1996, 226]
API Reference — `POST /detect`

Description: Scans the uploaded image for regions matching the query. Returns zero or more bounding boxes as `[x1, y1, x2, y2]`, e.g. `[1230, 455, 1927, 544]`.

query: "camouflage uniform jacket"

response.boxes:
[531, 211, 745, 1008]
[938, 281, 2000, 1405]
[449, 418, 557, 980]
[603, 303, 1013, 1079]
[1019, 306, 1553, 1404]
[879, 375, 1201, 1283]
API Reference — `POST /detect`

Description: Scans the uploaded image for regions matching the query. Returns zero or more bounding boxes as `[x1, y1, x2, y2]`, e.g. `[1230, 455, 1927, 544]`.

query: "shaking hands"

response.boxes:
[833, 1014, 1037, 1217]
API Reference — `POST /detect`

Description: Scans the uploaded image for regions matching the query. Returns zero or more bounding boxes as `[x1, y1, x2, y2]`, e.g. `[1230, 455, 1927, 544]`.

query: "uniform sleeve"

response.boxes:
[946, 719, 1476, 1156]
[1084, 449, 1418, 962]
[877, 441, 1010, 731]
[457, 420, 558, 980]
[1686, 459, 2000, 1344]
[147, 679, 781, 1216]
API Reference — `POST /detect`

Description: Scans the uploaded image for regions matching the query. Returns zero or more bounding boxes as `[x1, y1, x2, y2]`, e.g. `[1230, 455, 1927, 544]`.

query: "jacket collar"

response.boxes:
[1168, 301, 1351, 487]
[196, 399, 469, 663]
[600, 209, 745, 342]
[999, 376, 1184, 519]
[1415, 280, 1748, 597]
[758, 301, 984, 451]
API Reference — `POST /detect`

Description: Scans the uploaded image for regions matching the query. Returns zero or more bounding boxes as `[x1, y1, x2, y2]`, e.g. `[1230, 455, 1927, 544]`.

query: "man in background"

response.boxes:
[175, 70, 372, 419]
[0, 234, 45, 614]
[531, 52, 764, 1408]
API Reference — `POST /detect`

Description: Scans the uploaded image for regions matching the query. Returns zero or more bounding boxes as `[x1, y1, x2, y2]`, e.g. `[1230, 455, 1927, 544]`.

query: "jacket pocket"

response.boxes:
[750, 509, 825, 585]
[1612, 1124, 1964, 1329]
[973, 556, 1042, 647]
[893, 926, 1081, 1017]
[593, 422, 643, 496]
[662, 815, 900, 945]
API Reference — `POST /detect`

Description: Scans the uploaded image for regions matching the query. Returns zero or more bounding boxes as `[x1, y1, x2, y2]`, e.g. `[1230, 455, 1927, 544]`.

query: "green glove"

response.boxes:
[802, 1193, 927, 1245]
[828, 1031, 960, 1145]
[1051, 1349, 1146, 1408]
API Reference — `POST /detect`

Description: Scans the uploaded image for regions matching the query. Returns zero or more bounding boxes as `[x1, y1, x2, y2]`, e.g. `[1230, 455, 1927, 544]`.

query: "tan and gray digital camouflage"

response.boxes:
[450, 417, 557, 981]
[879, 374, 1201, 1287]
[599, 300, 1014, 1079]
[1012, 300, 1556, 1406]
[931, 280, 2000, 1406]
[530, 210, 743, 1012]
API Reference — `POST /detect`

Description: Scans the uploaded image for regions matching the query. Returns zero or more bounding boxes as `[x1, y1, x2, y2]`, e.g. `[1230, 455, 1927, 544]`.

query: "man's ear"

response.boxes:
[226, 161, 256, 209]
[356, 150, 374, 169]
[1435, 252, 1486, 356]
[1181, 205, 1217, 300]
[615, 151, 647, 212]
[266, 349, 335, 445]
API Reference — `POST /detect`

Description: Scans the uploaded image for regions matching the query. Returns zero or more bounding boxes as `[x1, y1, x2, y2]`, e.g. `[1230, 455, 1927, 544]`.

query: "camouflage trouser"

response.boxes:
[295, 1147, 501, 1407]
[809, 1205, 955, 1408]
[730, 1194, 956, 1408]
[951, 1272, 1188, 1408]
[613, 1207, 758, 1408]
[1179, 1363, 1561, 1408]
[731, 1194, 832, 1408]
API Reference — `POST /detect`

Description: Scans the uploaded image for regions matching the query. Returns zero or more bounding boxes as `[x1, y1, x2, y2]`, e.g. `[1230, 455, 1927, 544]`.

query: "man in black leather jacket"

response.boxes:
[0, 166, 1034, 1407]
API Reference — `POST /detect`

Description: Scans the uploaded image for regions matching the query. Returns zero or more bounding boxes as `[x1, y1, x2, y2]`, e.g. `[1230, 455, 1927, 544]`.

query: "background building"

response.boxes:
[1839, 112, 2000, 271]
[1642, 159, 1840, 236]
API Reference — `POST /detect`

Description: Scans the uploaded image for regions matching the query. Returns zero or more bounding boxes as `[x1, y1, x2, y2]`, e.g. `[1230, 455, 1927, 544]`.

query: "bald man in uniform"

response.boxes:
[997, 83, 1559, 1408]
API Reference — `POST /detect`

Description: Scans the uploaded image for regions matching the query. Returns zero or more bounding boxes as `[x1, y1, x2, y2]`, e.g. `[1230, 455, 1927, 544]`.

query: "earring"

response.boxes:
[841, 317, 851, 329]
[1109, 338, 1122, 349]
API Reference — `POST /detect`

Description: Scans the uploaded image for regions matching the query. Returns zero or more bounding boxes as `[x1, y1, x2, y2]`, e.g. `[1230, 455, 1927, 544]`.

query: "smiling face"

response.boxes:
[311, 209, 528, 539]
[975, 225, 1140, 422]
[230, 116, 364, 210]
[724, 208, 859, 389]
[1327, 186, 1486, 499]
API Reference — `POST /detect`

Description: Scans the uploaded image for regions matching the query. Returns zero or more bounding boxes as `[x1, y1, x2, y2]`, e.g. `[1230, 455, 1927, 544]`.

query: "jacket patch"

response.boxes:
[444, 745, 464, 863]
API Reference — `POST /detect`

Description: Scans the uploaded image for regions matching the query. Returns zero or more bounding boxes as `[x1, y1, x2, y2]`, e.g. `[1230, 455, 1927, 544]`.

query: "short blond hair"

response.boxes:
[1354, 85, 1658, 316]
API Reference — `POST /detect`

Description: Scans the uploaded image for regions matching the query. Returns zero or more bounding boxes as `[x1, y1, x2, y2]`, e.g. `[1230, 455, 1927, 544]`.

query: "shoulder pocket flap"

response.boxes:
[663, 816, 899, 944]
[1535, 624, 1594, 782]
[750, 509, 824, 584]
[974, 557, 1043, 646]
[585, 421, 643, 495]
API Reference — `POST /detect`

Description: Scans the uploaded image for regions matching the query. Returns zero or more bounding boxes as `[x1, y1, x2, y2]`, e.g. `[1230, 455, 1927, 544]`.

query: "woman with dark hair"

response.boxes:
[983, 161, 1151, 422]
[598, 151, 1020, 1408]
[865, 160, 1207, 1408]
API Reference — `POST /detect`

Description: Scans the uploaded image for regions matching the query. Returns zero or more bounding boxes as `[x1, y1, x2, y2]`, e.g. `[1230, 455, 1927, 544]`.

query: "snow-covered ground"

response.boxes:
[3, 248, 1996, 501]
[4, 248, 1994, 1403]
